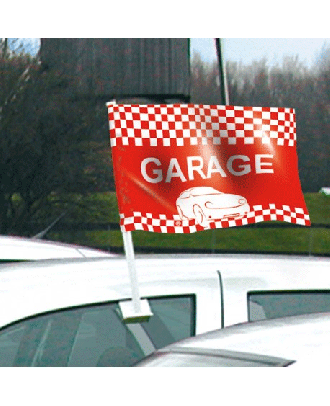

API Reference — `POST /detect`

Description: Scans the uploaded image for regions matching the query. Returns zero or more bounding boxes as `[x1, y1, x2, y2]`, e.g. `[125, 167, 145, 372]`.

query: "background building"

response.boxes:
[40, 38, 191, 102]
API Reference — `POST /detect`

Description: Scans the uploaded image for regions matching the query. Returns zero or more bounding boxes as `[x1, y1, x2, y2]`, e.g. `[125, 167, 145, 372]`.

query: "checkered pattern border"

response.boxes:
[108, 104, 297, 148]
[119, 204, 310, 233]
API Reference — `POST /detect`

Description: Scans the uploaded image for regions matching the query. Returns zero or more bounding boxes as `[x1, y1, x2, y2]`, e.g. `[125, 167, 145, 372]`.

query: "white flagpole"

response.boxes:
[122, 230, 141, 313]
[107, 99, 152, 322]
[120, 229, 152, 322]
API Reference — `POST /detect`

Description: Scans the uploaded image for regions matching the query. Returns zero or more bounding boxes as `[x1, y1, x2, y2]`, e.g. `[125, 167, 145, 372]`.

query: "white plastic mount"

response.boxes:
[119, 299, 153, 324]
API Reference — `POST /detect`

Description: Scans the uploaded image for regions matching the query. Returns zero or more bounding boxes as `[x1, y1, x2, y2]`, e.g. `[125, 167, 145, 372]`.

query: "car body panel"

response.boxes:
[0, 254, 330, 332]
[217, 254, 330, 326]
[136, 312, 330, 366]
[0, 236, 117, 261]
[0, 256, 222, 334]
[1, 254, 330, 367]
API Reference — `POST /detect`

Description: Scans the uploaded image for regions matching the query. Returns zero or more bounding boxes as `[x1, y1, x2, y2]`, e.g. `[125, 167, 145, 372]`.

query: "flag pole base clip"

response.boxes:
[119, 299, 153, 324]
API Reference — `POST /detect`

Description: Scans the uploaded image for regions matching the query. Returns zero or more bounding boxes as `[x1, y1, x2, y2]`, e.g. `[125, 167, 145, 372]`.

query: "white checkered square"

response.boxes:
[108, 104, 298, 148]
[118, 204, 310, 233]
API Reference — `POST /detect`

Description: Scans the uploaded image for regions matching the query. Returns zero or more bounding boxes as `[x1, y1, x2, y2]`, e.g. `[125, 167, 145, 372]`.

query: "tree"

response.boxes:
[190, 50, 330, 192]
[0, 44, 113, 235]
[190, 52, 221, 104]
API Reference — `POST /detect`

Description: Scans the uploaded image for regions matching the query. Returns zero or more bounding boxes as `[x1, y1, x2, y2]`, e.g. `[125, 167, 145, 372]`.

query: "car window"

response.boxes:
[140, 296, 195, 348]
[248, 290, 330, 322]
[0, 295, 195, 367]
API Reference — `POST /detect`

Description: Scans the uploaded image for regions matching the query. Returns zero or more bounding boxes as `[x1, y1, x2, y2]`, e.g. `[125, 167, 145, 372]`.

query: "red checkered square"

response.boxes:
[118, 204, 310, 233]
[108, 104, 297, 148]
[110, 103, 309, 234]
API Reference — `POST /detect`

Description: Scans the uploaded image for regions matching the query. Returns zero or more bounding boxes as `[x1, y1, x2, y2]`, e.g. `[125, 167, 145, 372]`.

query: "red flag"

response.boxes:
[107, 104, 310, 233]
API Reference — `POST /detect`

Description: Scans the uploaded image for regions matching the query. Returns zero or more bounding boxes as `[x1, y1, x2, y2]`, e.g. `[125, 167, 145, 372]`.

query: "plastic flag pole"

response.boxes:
[120, 231, 153, 322]
[122, 230, 141, 313]
[107, 100, 153, 322]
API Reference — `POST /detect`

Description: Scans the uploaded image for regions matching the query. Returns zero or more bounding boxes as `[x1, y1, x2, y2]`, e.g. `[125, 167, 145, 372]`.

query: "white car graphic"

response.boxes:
[176, 187, 250, 227]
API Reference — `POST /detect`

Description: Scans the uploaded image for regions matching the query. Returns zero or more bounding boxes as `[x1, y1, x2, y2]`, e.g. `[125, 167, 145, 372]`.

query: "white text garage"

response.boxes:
[141, 154, 274, 184]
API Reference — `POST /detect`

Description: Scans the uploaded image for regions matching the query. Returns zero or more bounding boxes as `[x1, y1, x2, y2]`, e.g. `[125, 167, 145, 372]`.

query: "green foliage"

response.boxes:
[305, 192, 330, 224]
[190, 51, 330, 192]
[1, 40, 330, 238]
[0, 52, 113, 234]
[46, 192, 330, 256]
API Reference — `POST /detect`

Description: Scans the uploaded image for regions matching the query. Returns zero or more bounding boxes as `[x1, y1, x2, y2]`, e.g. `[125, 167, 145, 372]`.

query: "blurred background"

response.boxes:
[0, 38, 329, 256]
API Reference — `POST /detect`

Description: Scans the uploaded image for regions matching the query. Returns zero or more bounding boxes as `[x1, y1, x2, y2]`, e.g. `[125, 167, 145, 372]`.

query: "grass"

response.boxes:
[51, 226, 328, 255]
[304, 192, 330, 224]
[46, 191, 330, 256]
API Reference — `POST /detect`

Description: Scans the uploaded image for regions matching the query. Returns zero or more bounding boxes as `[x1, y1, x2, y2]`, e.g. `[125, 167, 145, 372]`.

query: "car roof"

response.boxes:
[0, 235, 117, 260]
[214, 253, 330, 326]
[0, 254, 221, 328]
[165, 312, 330, 363]
[0, 253, 329, 330]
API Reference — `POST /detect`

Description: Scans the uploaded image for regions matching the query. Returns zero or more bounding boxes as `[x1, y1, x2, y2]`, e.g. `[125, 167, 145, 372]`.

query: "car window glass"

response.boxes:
[0, 295, 195, 367]
[141, 296, 195, 348]
[248, 290, 330, 322]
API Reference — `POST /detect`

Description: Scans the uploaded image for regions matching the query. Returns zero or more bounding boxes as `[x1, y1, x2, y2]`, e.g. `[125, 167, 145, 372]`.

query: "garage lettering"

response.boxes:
[141, 154, 274, 183]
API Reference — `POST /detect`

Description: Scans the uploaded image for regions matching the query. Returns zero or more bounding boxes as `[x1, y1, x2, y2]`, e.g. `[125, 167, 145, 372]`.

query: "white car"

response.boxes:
[0, 254, 329, 366]
[135, 312, 330, 367]
[0, 255, 221, 367]
[176, 187, 250, 227]
[0, 235, 117, 261]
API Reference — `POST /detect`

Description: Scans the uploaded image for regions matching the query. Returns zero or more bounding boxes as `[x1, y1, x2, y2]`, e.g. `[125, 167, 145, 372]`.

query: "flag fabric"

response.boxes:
[107, 103, 310, 233]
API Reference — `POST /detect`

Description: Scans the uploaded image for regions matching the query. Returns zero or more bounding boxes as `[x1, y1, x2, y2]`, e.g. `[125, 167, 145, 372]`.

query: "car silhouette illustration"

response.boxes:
[176, 187, 250, 227]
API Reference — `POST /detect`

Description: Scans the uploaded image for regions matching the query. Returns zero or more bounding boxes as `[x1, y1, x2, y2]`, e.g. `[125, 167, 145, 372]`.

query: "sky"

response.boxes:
[11, 38, 330, 70]
[191, 38, 330, 68]
[5, 37, 330, 71]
